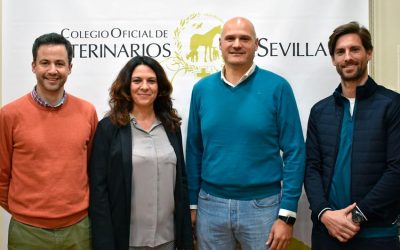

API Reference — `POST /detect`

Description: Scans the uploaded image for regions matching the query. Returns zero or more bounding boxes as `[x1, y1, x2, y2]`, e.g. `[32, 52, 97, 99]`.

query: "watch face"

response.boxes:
[352, 215, 362, 223]
[352, 210, 364, 223]
[279, 215, 296, 225]
[287, 217, 296, 225]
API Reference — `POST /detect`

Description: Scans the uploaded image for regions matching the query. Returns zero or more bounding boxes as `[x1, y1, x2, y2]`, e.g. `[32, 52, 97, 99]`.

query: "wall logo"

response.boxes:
[166, 13, 224, 81]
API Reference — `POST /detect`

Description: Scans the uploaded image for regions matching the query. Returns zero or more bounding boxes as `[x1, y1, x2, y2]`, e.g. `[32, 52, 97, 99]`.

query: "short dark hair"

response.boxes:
[328, 21, 373, 56]
[108, 56, 181, 131]
[32, 33, 73, 64]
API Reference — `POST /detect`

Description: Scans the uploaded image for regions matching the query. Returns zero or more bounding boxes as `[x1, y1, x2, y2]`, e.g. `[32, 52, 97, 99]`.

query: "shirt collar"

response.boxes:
[31, 86, 67, 108]
[221, 63, 256, 87]
[130, 114, 162, 132]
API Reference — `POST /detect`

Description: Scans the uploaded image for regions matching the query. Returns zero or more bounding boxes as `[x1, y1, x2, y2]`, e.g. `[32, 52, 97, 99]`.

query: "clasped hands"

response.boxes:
[320, 203, 360, 243]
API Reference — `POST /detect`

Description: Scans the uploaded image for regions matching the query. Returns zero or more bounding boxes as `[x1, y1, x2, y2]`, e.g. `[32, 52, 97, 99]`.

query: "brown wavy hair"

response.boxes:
[328, 21, 373, 57]
[107, 56, 181, 131]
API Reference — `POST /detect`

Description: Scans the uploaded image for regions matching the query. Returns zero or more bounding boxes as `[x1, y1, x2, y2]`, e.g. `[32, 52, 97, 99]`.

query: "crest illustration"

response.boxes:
[165, 13, 224, 82]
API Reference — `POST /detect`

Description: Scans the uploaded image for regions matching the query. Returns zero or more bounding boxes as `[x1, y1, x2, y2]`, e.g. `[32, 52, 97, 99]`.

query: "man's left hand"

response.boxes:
[266, 219, 293, 250]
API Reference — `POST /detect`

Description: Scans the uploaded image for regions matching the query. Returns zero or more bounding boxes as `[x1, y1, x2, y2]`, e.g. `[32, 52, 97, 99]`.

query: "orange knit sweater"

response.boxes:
[0, 93, 98, 228]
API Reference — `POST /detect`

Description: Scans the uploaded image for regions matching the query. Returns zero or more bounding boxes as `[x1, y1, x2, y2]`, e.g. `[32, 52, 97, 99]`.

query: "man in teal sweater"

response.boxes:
[186, 17, 305, 250]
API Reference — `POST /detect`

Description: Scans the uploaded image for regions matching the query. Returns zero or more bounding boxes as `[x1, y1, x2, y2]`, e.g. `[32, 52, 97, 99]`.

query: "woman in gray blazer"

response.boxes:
[89, 56, 194, 250]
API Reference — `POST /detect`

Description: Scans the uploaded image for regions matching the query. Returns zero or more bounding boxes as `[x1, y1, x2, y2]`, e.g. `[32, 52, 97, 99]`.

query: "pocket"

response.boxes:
[8, 218, 20, 246]
[8, 217, 16, 235]
[198, 189, 209, 201]
[78, 216, 91, 230]
[252, 193, 280, 208]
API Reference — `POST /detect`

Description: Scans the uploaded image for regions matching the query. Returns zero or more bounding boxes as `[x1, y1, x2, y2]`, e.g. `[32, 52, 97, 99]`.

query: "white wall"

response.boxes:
[0, 1, 372, 249]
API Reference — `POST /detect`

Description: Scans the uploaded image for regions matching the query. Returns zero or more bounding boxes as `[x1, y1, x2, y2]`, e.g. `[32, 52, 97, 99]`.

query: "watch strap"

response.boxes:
[278, 215, 296, 225]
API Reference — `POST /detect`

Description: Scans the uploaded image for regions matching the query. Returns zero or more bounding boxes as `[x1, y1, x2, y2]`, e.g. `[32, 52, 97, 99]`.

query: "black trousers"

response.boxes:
[311, 227, 400, 250]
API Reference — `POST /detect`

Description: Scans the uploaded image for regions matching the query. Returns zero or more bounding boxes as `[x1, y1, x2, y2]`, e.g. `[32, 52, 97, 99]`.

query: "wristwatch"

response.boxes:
[351, 208, 365, 224]
[278, 215, 296, 225]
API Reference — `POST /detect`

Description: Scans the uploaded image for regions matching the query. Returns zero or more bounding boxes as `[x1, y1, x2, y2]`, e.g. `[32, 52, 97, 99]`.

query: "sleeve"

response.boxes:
[277, 82, 306, 213]
[0, 108, 12, 213]
[89, 119, 116, 250]
[357, 94, 400, 220]
[87, 106, 99, 164]
[304, 106, 331, 217]
[176, 128, 195, 250]
[185, 85, 203, 205]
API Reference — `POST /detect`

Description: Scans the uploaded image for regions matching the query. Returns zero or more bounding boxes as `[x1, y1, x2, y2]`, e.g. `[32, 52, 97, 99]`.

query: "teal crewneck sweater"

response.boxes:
[186, 66, 305, 212]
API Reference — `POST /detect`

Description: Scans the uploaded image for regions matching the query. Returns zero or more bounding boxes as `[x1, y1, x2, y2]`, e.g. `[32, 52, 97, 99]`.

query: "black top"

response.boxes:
[89, 117, 194, 250]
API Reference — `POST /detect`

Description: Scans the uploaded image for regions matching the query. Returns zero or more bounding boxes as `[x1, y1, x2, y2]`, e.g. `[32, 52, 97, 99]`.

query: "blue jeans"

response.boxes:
[196, 189, 280, 250]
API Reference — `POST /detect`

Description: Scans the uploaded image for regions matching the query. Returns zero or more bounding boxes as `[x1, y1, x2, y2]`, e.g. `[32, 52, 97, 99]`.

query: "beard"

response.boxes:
[336, 60, 368, 82]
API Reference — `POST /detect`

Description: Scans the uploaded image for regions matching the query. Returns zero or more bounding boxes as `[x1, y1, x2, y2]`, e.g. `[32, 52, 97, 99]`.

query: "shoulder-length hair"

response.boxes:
[108, 56, 181, 131]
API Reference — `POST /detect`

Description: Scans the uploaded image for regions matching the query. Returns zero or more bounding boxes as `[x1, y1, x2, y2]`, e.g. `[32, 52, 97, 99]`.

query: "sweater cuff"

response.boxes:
[318, 207, 332, 221]
[279, 208, 296, 218]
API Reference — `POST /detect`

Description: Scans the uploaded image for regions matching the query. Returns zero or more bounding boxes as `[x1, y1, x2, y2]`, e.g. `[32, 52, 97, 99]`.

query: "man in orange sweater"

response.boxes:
[0, 33, 98, 249]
